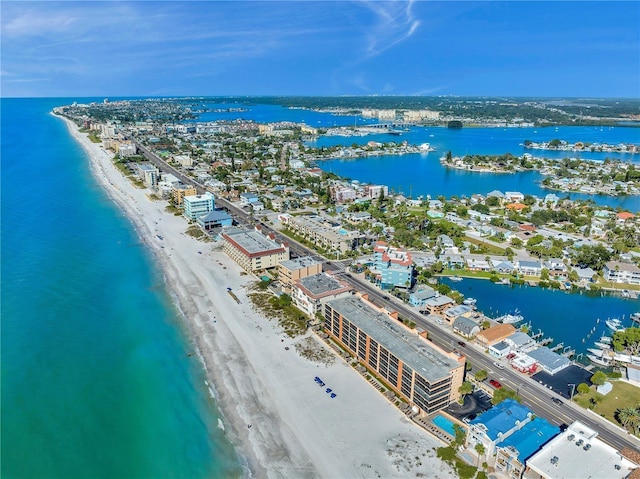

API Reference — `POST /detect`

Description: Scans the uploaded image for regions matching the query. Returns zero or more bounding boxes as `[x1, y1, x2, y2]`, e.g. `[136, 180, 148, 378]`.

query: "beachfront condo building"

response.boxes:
[373, 241, 415, 290]
[222, 226, 290, 272]
[277, 256, 323, 294]
[323, 294, 465, 414]
[183, 192, 215, 220]
[292, 273, 353, 318]
[171, 183, 198, 206]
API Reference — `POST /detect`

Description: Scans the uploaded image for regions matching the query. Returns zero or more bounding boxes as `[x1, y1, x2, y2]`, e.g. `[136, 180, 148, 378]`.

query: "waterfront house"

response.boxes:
[409, 286, 437, 308]
[505, 332, 537, 353]
[544, 258, 567, 278]
[444, 304, 474, 325]
[505, 191, 524, 203]
[524, 421, 639, 479]
[476, 324, 517, 347]
[466, 398, 534, 461]
[452, 316, 481, 339]
[492, 260, 515, 274]
[292, 272, 352, 318]
[423, 294, 455, 316]
[603, 260, 640, 285]
[616, 211, 635, 224]
[494, 417, 560, 479]
[574, 267, 596, 283]
[323, 294, 465, 415]
[518, 260, 542, 277]
[466, 257, 492, 271]
[278, 256, 323, 294]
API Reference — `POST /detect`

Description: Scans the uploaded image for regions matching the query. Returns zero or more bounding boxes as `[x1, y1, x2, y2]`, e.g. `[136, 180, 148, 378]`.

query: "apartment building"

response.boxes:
[277, 256, 322, 293]
[323, 295, 465, 414]
[222, 226, 289, 272]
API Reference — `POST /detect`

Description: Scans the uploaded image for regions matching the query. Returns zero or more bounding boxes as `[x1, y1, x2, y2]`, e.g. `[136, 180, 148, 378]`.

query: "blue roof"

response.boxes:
[470, 399, 532, 441]
[499, 417, 559, 460]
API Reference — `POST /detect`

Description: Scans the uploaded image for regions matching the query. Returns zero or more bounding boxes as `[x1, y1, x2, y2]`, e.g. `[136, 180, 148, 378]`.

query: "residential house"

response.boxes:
[476, 324, 517, 347]
[452, 316, 481, 339]
[409, 286, 437, 308]
[603, 261, 640, 285]
[518, 260, 542, 277]
[196, 209, 233, 230]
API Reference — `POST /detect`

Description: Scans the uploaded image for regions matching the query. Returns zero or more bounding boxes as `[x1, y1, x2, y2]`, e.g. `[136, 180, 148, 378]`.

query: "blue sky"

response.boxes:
[2, 1, 639, 98]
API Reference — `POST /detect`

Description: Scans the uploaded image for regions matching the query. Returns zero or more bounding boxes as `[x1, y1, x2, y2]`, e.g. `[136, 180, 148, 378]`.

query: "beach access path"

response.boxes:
[59, 115, 457, 479]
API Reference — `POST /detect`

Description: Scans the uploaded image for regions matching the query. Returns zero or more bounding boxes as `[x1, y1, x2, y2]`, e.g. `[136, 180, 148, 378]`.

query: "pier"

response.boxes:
[538, 337, 553, 346]
[550, 342, 564, 352]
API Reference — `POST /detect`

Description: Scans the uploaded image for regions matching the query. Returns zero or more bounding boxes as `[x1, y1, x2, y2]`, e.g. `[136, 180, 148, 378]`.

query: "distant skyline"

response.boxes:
[2, 1, 639, 98]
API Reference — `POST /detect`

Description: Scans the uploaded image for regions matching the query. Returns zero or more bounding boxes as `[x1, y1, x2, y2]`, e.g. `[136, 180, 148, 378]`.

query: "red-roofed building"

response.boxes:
[373, 241, 415, 289]
[506, 203, 527, 211]
[617, 211, 636, 222]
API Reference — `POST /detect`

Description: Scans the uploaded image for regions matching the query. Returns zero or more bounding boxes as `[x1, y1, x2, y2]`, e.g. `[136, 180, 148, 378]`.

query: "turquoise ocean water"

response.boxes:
[1, 98, 241, 478]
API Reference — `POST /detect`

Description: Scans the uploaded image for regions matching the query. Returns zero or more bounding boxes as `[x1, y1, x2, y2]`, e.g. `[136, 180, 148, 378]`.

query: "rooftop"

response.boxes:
[526, 421, 639, 479]
[470, 398, 532, 441]
[280, 256, 322, 271]
[497, 416, 559, 461]
[296, 273, 352, 299]
[527, 347, 571, 372]
[326, 296, 459, 383]
[222, 226, 287, 257]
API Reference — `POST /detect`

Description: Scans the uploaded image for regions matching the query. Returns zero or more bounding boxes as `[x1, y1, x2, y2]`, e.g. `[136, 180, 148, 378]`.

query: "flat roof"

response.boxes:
[223, 227, 286, 257]
[526, 421, 638, 479]
[280, 256, 322, 271]
[297, 273, 351, 298]
[326, 296, 459, 383]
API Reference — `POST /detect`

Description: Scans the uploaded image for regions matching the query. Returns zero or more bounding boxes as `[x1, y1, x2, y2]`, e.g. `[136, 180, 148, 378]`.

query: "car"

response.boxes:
[489, 379, 502, 389]
[493, 361, 505, 370]
[457, 341, 466, 347]
[551, 397, 563, 405]
[436, 319, 444, 325]
[506, 353, 516, 360]
[330, 393, 337, 399]
[383, 296, 390, 301]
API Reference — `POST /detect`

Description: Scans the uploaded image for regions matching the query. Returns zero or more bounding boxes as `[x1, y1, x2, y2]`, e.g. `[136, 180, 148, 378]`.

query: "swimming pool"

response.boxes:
[432, 414, 456, 436]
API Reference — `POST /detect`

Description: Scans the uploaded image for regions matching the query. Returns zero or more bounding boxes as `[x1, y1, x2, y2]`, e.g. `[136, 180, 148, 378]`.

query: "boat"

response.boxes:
[606, 318, 625, 332]
[599, 335, 612, 343]
[588, 348, 611, 357]
[631, 312, 640, 324]
[463, 297, 477, 306]
[593, 341, 611, 350]
[450, 276, 463, 282]
[495, 310, 524, 324]
[587, 354, 611, 367]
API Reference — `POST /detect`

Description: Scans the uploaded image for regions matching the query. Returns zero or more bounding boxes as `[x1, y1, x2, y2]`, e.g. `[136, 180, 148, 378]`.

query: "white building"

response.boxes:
[603, 261, 640, 285]
[183, 192, 215, 220]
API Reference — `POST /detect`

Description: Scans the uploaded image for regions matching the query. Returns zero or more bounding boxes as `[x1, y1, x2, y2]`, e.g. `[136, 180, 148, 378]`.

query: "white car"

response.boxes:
[493, 361, 505, 370]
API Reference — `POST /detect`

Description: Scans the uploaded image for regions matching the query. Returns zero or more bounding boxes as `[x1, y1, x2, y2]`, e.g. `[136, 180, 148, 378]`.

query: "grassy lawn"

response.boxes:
[463, 236, 506, 255]
[440, 268, 496, 280]
[595, 278, 640, 292]
[574, 381, 640, 434]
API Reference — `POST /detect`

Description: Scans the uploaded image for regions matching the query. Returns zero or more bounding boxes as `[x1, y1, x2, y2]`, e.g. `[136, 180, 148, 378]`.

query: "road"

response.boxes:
[132, 138, 640, 453]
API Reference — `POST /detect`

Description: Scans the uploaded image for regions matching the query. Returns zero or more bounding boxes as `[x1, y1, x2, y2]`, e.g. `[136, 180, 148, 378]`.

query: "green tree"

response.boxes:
[577, 383, 590, 395]
[474, 443, 486, 468]
[511, 237, 523, 248]
[451, 424, 467, 448]
[474, 369, 488, 382]
[459, 382, 474, 399]
[616, 406, 640, 436]
[591, 371, 607, 386]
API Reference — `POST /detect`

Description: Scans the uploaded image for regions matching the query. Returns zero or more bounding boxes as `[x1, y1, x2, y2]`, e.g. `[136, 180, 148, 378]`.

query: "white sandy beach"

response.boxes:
[59, 115, 457, 479]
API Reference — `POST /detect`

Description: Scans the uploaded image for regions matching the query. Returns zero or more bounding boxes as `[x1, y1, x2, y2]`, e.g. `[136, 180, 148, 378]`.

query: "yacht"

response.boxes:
[463, 298, 477, 306]
[495, 310, 525, 324]
[606, 318, 625, 332]
[588, 348, 611, 357]
[450, 276, 463, 282]
[587, 354, 611, 367]
[593, 341, 611, 350]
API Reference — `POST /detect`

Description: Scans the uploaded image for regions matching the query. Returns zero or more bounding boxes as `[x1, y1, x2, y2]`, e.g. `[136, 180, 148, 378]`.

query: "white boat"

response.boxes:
[450, 276, 463, 282]
[587, 354, 611, 367]
[631, 312, 640, 324]
[463, 298, 477, 306]
[593, 341, 611, 350]
[606, 318, 625, 332]
[599, 335, 612, 344]
[588, 348, 611, 357]
[495, 310, 524, 324]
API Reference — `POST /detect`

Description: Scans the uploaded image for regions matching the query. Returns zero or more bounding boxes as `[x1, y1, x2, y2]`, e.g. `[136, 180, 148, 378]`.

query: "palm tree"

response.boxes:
[616, 406, 640, 436]
[475, 443, 486, 468]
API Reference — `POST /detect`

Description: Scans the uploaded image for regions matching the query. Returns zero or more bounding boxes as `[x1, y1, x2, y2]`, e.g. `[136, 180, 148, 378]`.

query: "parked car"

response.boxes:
[489, 379, 502, 389]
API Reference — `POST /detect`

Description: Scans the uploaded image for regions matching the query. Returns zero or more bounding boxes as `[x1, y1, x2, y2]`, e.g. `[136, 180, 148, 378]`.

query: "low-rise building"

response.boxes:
[525, 347, 570, 375]
[603, 261, 640, 285]
[222, 226, 290, 272]
[423, 295, 455, 316]
[323, 294, 465, 414]
[476, 324, 517, 347]
[292, 273, 353, 318]
[494, 417, 559, 479]
[278, 256, 323, 293]
[466, 398, 534, 460]
[196, 209, 233, 230]
[409, 286, 437, 308]
[452, 316, 481, 338]
[524, 421, 638, 479]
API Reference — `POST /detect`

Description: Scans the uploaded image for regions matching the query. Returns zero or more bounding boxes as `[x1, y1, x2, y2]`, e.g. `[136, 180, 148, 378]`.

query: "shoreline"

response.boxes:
[56, 114, 457, 479]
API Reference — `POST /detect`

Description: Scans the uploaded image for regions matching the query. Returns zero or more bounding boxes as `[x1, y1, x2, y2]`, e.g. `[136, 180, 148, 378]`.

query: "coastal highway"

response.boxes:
[132, 139, 640, 453]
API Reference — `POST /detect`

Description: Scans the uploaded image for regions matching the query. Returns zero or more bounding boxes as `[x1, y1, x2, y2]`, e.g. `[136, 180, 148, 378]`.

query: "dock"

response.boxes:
[550, 342, 564, 352]
[538, 337, 553, 346]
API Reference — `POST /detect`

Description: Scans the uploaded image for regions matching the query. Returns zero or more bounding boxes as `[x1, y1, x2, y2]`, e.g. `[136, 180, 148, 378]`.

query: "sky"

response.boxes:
[1, 1, 639, 98]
